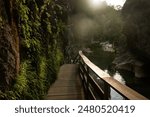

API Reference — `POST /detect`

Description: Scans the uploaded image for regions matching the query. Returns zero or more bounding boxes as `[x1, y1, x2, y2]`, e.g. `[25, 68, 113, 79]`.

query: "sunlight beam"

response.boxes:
[92, 0, 102, 6]
[88, 0, 106, 10]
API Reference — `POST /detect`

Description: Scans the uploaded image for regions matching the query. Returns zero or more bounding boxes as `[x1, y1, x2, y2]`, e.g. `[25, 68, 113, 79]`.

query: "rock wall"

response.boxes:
[0, 0, 70, 99]
[122, 0, 150, 62]
[0, 0, 19, 91]
[113, 0, 150, 78]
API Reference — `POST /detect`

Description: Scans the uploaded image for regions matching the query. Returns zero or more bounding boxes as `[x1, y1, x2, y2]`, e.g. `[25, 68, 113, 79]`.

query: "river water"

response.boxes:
[86, 42, 150, 99]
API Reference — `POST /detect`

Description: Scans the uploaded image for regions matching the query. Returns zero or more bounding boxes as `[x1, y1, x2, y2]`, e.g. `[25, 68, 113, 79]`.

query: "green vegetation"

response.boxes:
[91, 6, 124, 45]
[122, 0, 150, 61]
[0, 0, 68, 99]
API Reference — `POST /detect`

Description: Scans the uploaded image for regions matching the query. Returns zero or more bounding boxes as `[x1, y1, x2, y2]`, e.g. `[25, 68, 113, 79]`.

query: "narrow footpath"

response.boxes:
[46, 64, 84, 100]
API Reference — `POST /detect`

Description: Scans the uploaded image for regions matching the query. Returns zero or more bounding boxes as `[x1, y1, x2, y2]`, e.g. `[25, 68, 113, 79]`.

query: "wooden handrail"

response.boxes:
[78, 51, 148, 100]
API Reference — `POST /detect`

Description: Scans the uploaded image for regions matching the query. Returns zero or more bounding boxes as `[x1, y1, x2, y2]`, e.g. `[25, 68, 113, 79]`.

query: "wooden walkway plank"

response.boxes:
[46, 64, 84, 100]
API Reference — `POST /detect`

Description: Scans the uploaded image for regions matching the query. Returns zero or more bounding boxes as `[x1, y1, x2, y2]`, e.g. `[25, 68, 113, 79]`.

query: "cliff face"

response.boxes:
[0, 0, 19, 91]
[0, 0, 70, 99]
[122, 0, 150, 62]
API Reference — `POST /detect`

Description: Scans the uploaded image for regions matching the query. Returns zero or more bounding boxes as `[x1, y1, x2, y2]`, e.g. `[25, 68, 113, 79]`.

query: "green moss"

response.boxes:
[14, 61, 28, 94]
[0, 0, 68, 99]
[54, 48, 64, 72]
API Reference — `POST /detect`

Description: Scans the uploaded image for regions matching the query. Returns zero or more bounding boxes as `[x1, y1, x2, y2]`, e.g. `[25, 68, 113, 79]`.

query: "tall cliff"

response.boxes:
[0, 0, 19, 91]
[0, 0, 70, 99]
[122, 0, 150, 62]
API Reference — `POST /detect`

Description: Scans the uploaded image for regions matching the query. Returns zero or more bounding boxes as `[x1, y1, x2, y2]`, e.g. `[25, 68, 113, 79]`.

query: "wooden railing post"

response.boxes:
[79, 60, 88, 99]
[104, 81, 110, 100]
[86, 66, 90, 99]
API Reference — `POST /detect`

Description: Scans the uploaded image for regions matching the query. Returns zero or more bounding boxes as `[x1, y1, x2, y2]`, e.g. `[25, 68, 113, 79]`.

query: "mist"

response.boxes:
[70, 14, 98, 42]
[68, 0, 124, 49]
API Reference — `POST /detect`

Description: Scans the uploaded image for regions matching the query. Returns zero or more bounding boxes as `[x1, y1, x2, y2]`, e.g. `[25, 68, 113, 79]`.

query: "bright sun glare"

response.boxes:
[90, 0, 125, 8]
[106, 0, 125, 6]
[91, 0, 102, 7]
[92, 0, 102, 6]
[89, 0, 104, 8]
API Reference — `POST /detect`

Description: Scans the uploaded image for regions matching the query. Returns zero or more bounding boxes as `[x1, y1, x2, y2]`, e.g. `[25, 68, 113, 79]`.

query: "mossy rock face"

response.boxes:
[0, 0, 69, 99]
[0, 0, 18, 91]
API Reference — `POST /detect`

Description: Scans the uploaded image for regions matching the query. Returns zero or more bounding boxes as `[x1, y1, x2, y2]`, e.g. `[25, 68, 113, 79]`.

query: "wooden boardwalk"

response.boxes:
[46, 64, 84, 100]
[45, 51, 148, 100]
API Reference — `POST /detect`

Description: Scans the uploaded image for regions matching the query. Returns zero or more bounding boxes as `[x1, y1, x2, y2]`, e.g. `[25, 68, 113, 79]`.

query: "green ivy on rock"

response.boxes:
[0, 0, 68, 99]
